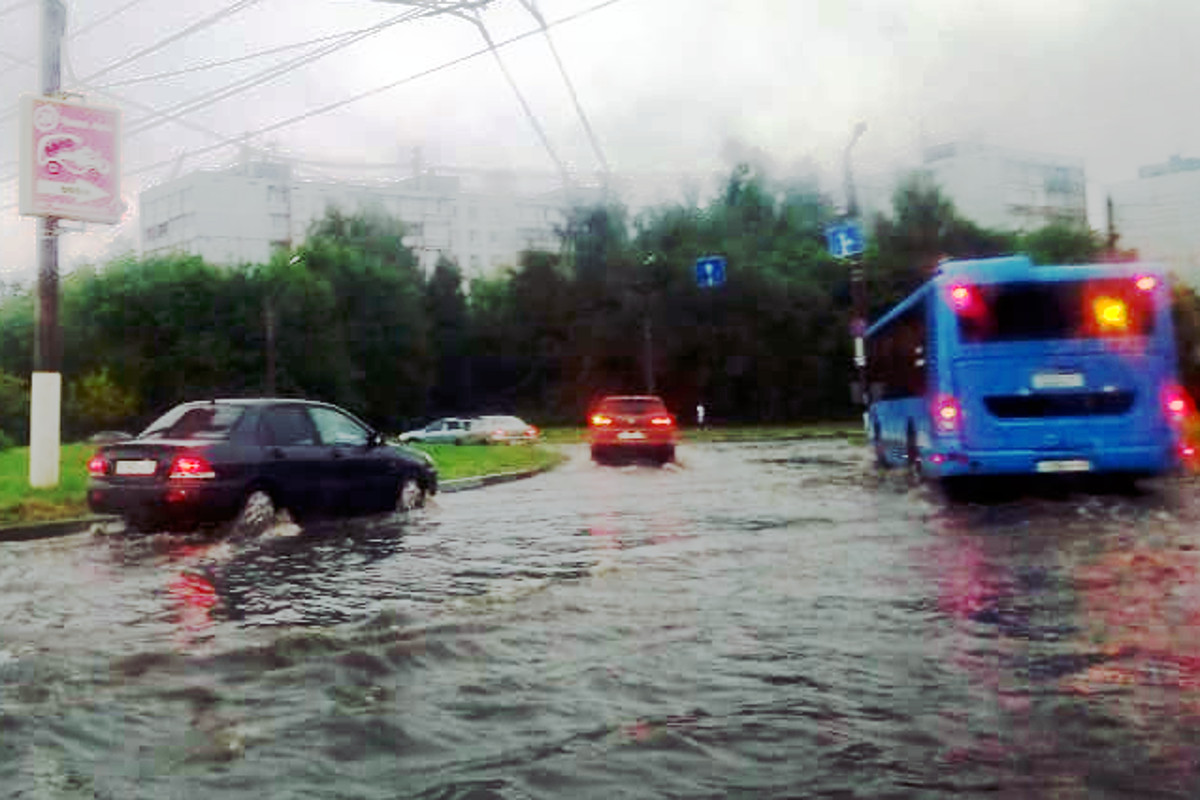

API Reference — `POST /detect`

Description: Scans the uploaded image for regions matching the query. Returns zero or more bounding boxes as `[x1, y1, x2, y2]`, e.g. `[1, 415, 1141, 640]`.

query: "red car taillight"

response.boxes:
[932, 394, 963, 434]
[649, 415, 674, 427]
[169, 455, 216, 479]
[86, 454, 108, 477]
[590, 414, 613, 427]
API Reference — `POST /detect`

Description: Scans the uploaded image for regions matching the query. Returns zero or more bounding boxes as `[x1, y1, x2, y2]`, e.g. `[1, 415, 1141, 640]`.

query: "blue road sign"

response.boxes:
[826, 222, 865, 259]
[695, 256, 726, 288]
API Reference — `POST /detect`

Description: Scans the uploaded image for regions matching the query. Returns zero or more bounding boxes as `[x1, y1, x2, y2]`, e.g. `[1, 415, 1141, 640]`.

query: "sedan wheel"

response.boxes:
[396, 476, 426, 512]
[232, 488, 276, 535]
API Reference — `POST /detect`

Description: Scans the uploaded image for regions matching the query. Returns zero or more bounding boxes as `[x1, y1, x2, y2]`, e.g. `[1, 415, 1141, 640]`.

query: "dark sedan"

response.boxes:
[86, 398, 438, 533]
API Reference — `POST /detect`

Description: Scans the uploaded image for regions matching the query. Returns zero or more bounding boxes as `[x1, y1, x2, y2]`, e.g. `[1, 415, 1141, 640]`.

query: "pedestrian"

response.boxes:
[696, 403, 705, 429]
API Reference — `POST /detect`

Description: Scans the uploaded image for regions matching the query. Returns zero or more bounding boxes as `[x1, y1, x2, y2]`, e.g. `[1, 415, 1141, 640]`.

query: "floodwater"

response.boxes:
[3, 441, 1200, 798]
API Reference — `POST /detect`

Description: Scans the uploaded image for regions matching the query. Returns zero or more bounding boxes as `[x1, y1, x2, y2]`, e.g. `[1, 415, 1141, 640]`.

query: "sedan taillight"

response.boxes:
[169, 455, 216, 479]
[86, 454, 108, 477]
[590, 414, 613, 427]
[649, 416, 674, 427]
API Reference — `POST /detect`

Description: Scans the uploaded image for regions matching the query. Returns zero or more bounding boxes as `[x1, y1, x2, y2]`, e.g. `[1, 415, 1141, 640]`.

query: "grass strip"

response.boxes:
[0, 442, 567, 527]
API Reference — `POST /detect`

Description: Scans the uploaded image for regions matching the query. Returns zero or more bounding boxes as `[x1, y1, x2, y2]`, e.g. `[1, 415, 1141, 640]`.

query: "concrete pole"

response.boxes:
[29, 0, 66, 488]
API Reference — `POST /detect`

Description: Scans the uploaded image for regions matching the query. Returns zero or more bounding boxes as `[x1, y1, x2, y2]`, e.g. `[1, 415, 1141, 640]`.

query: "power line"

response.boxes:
[123, 0, 626, 180]
[0, 0, 628, 206]
[70, 0, 153, 40]
[75, 0, 265, 86]
[133, 0, 626, 177]
[449, 6, 570, 188]
[89, 27, 387, 90]
[120, 7, 427, 137]
[0, 0, 263, 124]
[518, 0, 609, 180]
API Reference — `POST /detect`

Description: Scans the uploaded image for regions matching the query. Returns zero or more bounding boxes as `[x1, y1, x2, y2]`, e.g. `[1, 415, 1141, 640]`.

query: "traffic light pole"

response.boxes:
[29, 0, 66, 488]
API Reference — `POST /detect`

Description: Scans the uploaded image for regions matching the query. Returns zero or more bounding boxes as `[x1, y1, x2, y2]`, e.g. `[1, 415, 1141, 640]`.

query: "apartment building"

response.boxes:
[139, 160, 566, 277]
[1108, 155, 1200, 287]
[921, 142, 1087, 232]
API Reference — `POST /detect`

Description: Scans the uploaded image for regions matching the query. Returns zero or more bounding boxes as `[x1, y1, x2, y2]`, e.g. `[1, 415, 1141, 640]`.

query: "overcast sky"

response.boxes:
[0, 0, 1196, 283]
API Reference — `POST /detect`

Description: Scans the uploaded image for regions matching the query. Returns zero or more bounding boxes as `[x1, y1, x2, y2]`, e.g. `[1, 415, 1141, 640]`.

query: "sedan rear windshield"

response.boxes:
[957, 278, 1157, 343]
[597, 398, 666, 414]
[140, 405, 245, 440]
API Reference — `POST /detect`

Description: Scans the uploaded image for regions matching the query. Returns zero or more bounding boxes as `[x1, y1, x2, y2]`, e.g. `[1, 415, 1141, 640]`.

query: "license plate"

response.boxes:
[1033, 372, 1084, 389]
[115, 459, 157, 476]
[1036, 459, 1091, 473]
[617, 431, 646, 440]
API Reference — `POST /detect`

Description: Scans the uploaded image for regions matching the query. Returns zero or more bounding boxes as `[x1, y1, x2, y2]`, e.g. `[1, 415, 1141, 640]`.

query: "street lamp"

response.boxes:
[844, 122, 868, 408]
[844, 121, 867, 218]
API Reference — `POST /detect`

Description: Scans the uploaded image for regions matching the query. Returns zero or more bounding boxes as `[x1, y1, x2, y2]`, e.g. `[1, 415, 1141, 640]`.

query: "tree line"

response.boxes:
[0, 166, 1197, 446]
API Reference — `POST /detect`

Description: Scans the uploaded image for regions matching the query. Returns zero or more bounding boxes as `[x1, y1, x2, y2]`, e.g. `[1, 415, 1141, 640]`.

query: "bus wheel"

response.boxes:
[906, 424, 922, 483]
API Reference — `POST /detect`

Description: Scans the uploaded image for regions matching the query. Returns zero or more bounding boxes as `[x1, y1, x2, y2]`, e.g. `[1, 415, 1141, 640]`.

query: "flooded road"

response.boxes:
[4, 439, 1200, 798]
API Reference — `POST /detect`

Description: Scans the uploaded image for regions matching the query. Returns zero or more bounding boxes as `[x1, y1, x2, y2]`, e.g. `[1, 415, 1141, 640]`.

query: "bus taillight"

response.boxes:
[1162, 384, 1194, 426]
[947, 284, 978, 314]
[932, 394, 963, 434]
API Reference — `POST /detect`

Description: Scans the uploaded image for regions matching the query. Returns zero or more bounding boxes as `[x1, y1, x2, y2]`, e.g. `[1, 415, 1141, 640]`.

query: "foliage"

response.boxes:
[1019, 222, 1105, 265]
[64, 368, 139, 439]
[0, 168, 1159, 440]
[0, 370, 29, 447]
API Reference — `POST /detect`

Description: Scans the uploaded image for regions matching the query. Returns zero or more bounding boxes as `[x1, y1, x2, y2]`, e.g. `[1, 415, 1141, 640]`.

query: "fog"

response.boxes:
[0, 0, 1194, 281]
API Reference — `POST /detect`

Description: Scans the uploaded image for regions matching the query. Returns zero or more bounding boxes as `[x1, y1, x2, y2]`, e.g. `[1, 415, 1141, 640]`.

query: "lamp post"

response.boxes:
[844, 122, 868, 407]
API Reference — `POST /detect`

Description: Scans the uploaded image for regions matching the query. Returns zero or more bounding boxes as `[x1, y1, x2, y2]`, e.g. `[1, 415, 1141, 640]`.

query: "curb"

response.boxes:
[0, 462, 562, 544]
[439, 466, 549, 493]
[0, 516, 112, 543]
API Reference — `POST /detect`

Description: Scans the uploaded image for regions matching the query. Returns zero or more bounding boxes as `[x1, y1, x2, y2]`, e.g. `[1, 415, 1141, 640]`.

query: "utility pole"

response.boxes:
[29, 0, 66, 488]
[844, 122, 868, 408]
[640, 254, 656, 395]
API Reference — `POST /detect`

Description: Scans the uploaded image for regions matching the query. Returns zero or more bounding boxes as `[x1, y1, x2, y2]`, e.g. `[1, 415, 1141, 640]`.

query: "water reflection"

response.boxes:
[922, 481, 1200, 790]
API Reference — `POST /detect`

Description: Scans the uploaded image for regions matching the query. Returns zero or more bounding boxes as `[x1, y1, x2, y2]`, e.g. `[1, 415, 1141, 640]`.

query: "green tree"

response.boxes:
[64, 367, 139, 439]
[0, 370, 28, 448]
[425, 254, 470, 412]
[293, 208, 431, 428]
[1019, 222, 1105, 265]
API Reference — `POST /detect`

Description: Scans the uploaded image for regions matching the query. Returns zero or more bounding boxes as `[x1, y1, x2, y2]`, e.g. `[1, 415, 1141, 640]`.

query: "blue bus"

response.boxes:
[865, 255, 1193, 481]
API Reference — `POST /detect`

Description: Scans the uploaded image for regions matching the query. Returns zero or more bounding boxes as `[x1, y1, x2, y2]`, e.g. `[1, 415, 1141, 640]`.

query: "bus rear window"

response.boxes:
[956, 279, 1156, 343]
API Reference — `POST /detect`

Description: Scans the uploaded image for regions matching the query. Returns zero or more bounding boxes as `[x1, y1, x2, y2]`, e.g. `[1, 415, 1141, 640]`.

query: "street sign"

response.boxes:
[695, 255, 726, 288]
[825, 221, 865, 259]
[19, 95, 123, 224]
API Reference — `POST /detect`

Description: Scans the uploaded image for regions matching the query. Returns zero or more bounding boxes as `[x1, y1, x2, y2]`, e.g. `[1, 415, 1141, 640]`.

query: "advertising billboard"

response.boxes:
[19, 95, 122, 224]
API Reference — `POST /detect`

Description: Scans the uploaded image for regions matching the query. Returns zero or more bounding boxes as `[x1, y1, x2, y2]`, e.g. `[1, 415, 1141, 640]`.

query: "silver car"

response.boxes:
[397, 417, 474, 445]
[468, 415, 540, 445]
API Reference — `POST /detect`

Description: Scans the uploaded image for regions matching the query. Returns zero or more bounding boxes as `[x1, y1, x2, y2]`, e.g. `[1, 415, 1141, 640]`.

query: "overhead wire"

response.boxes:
[0, 0, 628, 209]
[73, 0, 265, 86]
[70, 0, 153, 41]
[88, 26, 394, 90]
[517, 0, 609, 181]
[447, 5, 570, 188]
[120, 6, 428, 138]
[0, 0, 263, 124]
[0, 2, 434, 186]
[122, 0, 626, 182]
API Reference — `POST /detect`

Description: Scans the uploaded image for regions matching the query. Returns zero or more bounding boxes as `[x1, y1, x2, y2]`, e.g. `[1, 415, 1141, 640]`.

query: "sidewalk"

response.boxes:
[0, 464, 554, 544]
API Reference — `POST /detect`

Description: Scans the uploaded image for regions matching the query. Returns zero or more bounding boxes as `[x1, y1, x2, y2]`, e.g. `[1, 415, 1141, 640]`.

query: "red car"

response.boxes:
[588, 395, 678, 465]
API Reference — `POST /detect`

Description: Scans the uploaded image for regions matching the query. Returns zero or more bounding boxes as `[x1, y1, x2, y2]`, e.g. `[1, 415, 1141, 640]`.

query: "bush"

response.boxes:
[0, 371, 29, 447]
[65, 368, 139, 439]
